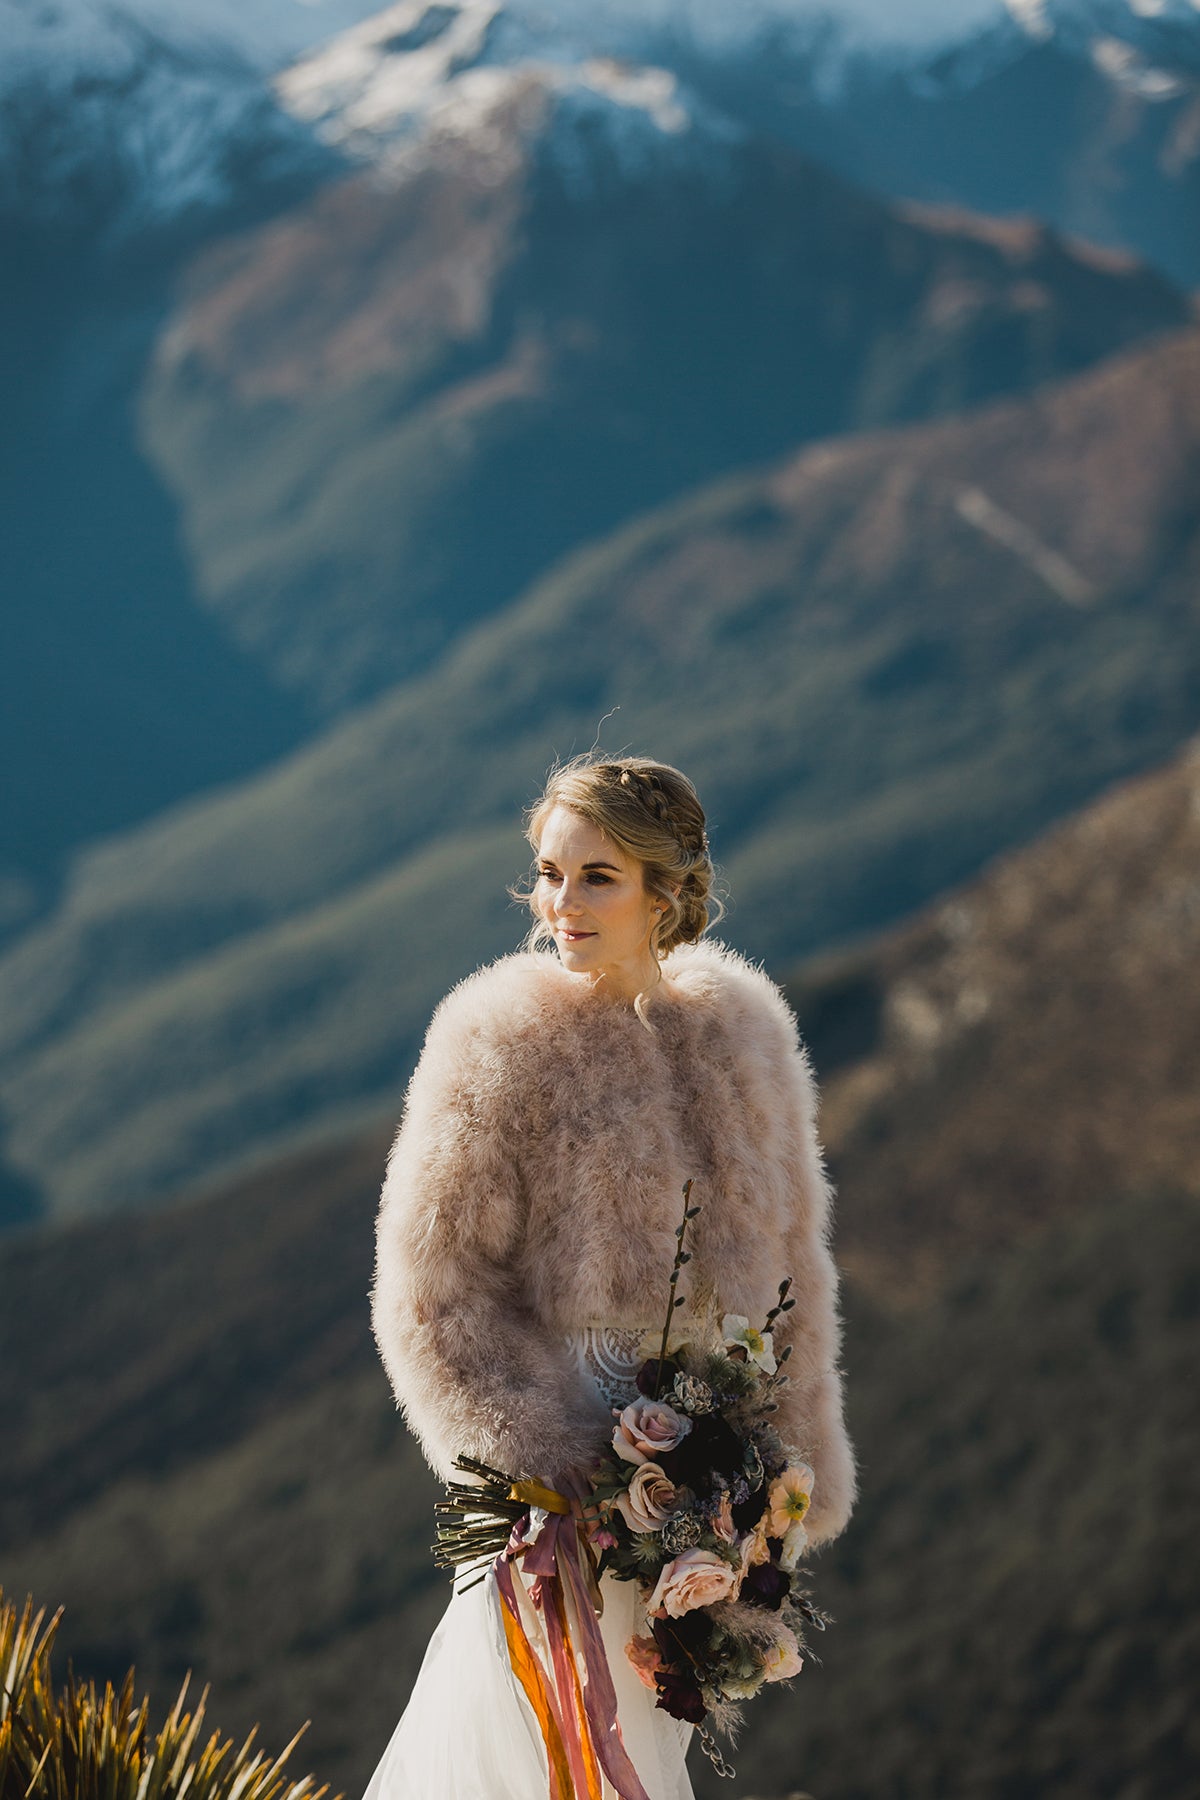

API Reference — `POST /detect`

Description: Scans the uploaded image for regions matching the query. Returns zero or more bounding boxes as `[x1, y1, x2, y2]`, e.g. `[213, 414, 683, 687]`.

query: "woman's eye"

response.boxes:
[536, 868, 610, 885]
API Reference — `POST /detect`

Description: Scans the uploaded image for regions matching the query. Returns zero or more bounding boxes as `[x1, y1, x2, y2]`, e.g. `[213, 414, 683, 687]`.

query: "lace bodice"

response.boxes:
[565, 1324, 654, 1410]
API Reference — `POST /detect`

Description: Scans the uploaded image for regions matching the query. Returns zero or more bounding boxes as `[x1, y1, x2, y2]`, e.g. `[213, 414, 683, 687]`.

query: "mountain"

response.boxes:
[0, 0, 378, 910]
[2, 734, 1196, 1798]
[0, 0, 398, 237]
[2, 321, 1199, 1226]
[679, 0, 1200, 287]
[9, 1, 1193, 916]
[140, 10, 1191, 717]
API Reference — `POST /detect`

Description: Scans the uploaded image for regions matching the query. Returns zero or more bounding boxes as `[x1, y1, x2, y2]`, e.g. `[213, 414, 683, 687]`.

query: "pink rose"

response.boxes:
[647, 1549, 740, 1619]
[624, 1634, 664, 1691]
[614, 1464, 678, 1534]
[762, 1625, 804, 1684]
[612, 1399, 692, 1465]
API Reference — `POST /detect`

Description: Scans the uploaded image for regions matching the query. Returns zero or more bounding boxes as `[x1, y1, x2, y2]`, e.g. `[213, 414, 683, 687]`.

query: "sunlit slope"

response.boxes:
[790, 732, 1200, 1297]
[3, 325, 1200, 1221]
[139, 90, 1191, 716]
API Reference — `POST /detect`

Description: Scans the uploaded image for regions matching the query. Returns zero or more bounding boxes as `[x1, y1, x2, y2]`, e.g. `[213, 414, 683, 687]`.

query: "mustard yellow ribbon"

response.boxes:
[509, 1478, 573, 1515]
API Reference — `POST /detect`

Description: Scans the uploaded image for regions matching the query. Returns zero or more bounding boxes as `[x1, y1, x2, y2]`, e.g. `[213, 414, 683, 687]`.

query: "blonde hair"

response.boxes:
[509, 753, 726, 1023]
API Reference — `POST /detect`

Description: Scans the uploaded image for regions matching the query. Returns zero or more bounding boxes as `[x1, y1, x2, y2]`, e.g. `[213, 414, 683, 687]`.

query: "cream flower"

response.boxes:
[647, 1548, 740, 1618]
[779, 1520, 809, 1572]
[762, 1626, 804, 1683]
[717, 1672, 765, 1700]
[612, 1398, 692, 1465]
[721, 1314, 777, 1374]
[767, 1463, 814, 1538]
[614, 1464, 678, 1534]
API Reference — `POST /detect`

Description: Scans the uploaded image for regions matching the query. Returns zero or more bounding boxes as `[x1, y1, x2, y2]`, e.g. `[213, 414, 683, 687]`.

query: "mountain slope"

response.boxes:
[678, 0, 1200, 288]
[790, 730, 1200, 1298]
[5, 1188, 1194, 1800]
[4, 723, 1199, 1790]
[140, 50, 1190, 715]
[3, 322, 1200, 1222]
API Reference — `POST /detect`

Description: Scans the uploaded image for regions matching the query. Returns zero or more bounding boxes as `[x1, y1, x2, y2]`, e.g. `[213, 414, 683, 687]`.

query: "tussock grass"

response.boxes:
[0, 1592, 335, 1800]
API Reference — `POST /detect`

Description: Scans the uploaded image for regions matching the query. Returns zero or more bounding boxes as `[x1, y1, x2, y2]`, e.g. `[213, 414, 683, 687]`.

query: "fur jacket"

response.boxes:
[371, 935, 857, 1548]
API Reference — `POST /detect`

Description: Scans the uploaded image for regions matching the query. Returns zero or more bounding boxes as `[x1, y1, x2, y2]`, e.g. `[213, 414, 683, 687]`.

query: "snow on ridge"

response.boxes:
[275, 0, 741, 186]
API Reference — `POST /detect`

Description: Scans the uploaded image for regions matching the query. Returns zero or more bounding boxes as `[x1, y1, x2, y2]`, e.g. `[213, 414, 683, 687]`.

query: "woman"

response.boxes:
[364, 755, 856, 1800]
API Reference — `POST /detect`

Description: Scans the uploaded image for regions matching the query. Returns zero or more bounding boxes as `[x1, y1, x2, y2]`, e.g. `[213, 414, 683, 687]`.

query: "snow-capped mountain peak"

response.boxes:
[274, 1, 738, 184]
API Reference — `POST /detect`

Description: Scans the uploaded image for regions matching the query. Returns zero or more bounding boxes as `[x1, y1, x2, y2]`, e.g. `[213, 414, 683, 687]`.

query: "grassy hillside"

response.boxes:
[4, 326, 1200, 1221]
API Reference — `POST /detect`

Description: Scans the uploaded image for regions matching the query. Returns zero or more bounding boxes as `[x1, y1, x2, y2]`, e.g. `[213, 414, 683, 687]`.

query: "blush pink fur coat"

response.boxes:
[371, 935, 857, 1548]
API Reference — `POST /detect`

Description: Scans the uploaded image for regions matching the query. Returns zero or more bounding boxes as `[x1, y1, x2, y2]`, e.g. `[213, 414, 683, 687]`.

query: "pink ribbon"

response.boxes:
[498, 1505, 653, 1800]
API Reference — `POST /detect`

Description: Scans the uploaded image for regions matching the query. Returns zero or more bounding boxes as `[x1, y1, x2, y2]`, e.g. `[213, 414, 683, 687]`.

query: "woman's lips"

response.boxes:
[559, 929, 595, 941]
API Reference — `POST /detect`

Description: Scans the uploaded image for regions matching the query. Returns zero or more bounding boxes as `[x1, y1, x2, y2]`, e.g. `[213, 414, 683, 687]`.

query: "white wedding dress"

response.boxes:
[362, 1326, 697, 1800]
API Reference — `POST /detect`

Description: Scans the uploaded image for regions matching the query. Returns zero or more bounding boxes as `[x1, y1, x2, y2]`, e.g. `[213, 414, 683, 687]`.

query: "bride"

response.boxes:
[363, 754, 857, 1799]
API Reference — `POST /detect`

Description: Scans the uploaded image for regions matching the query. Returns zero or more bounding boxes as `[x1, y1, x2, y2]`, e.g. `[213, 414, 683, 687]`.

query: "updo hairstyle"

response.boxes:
[510, 753, 725, 968]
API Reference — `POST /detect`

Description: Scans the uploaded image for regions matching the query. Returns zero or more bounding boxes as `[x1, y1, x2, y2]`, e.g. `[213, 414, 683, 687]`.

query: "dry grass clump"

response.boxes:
[0, 1590, 336, 1800]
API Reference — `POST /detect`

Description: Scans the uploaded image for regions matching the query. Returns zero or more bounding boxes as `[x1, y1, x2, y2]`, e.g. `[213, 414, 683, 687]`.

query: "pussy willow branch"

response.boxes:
[761, 1276, 795, 1340]
[653, 1179, 701, 1400]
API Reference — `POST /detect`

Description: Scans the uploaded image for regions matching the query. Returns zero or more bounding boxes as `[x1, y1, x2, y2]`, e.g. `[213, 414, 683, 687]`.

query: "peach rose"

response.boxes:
[711, 1492, 737, 1546]
[647, 1548, 740, 1619]
[624, 1634, 664, 1691]
[737, 1515, 771, 1572]
[762, 1626, 804, 1683]
[612, 1399, 693, 1465]
[614, 1464, 678, 1534]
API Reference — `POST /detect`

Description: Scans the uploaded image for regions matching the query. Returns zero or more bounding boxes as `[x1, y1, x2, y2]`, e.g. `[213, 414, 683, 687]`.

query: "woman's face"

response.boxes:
[533, 805, 665, 995]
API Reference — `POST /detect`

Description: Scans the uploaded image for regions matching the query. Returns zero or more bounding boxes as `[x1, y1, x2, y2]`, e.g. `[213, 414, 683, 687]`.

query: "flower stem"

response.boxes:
[653, 1178, 700, 1399]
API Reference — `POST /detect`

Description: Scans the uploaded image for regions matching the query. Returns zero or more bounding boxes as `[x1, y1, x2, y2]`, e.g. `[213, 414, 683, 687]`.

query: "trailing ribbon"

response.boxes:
[493, 1504, 653, 1800]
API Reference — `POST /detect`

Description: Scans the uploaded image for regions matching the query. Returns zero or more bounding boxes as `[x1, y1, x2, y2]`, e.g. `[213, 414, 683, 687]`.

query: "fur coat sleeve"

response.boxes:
[726, 971, 858, 1548]
[370, 978, 612, 1486]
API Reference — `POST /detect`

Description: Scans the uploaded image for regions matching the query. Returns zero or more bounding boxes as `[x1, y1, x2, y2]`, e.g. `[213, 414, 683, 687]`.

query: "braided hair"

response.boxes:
[511, 753, 724, 967]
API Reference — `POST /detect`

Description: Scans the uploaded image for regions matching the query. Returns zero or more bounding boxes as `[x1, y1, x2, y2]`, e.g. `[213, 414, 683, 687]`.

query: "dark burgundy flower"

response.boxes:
[654, 1669, 707, 1724]
[652, 1610, 714, 1661]
[740, 1559, 791, 1611]
[731, 1479, 768, 1532]
[662, 1412, 744, 1493]
[635, 1357, 679, 1398]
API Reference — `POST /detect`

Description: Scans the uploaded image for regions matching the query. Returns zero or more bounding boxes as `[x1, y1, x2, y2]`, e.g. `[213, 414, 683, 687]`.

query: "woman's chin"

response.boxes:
[556, 944, 597, 967]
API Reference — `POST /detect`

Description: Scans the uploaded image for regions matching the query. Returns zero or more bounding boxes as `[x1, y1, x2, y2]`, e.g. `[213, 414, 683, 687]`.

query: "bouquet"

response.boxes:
[432, 1181, 832, 1785]
[581, 1182, 831, 1771]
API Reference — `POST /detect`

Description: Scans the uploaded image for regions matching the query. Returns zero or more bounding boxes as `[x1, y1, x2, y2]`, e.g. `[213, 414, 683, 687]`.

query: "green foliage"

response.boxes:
[0, 1592, 333, 1800]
